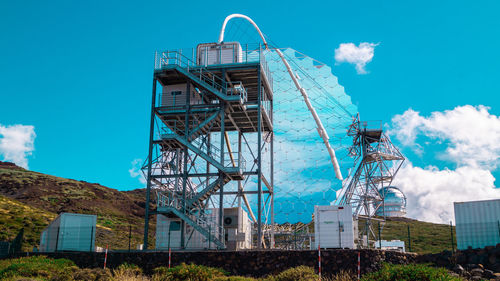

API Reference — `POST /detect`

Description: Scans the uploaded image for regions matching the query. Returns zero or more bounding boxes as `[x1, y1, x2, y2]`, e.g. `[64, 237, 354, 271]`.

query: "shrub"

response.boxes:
[361, 263, 462, 281]
[152, 263, 227, 281]
[264, 266, 318, 281]
[72, 267, 112, 281]
[112, 263, 146, 281]
[0, 256, 77, 280]
[212, 277, 256, 281]
[327, 270, 356, 281]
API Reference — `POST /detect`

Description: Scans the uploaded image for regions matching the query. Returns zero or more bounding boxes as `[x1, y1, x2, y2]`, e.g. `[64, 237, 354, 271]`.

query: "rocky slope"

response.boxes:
[0, 161, 154, 250]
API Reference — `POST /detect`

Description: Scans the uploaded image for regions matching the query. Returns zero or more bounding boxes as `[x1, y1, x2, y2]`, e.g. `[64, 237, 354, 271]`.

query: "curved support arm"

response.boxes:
[218, 14, 268, 49]
[218, 13, 343, 180]
[275, 48, 343, 180]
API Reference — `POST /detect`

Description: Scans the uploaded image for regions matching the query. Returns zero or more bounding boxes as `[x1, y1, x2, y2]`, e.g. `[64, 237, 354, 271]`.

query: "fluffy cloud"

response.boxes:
[0, 124, 36, 168]
[390, 105, 500, 169]
[334, 42, 378, 74]
[389, 105, 500, 224]
[129, 158, 146, 186]
[394, 164, 498, 223]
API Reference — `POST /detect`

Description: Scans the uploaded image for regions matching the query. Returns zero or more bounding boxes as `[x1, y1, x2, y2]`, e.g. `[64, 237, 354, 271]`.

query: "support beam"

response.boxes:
[261, 174, 273, 193]
[257, 60, 263, 249]
[143, 78, 157, 250]
[219, 102, 225, 243]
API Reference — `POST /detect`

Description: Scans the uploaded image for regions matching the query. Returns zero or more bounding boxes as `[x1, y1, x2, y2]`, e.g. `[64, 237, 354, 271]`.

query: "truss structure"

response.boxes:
[142, 45, 274, 250]
[337, 115, 404, 245]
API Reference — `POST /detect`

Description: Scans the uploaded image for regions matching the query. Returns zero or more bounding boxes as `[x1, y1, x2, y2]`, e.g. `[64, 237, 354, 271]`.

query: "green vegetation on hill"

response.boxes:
[0, 162, 154, 250]
[0, 194, 56, 251]
[357, 217, 456, 254]
[361, 263, 461, 281]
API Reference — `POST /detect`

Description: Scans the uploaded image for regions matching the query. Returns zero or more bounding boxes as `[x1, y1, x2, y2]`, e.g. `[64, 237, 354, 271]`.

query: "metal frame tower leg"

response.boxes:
[257, 66, 262, 249]
[143, 78, 157, 250]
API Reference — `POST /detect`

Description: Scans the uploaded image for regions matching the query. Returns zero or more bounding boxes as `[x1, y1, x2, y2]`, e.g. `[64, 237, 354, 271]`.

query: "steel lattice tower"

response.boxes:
[142, 44, 274, 250]
[337, 115, 404, 246]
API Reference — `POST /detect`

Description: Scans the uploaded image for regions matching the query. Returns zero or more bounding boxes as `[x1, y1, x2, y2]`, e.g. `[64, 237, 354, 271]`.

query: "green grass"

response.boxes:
[0, 195, 57, 251]
[0, 256, 77, 280]
[361, 263, 462, 281]
[264, 266, 318, 281]
[153, 263, 229, 281]
[360, 217, 457, 254]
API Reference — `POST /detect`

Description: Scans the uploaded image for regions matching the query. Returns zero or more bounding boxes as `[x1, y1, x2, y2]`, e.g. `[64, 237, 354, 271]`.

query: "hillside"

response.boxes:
[0, 161, 154, 250]
[358, 217, 456, 254]
[0, 161, 456, 254]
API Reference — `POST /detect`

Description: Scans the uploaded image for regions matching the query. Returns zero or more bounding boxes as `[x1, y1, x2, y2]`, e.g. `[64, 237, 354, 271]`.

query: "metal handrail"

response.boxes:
[224, 152, 246, 171]
[226, 81, 248, 103]
[157, 50, 227, 93]
[154, 44, 273, 90]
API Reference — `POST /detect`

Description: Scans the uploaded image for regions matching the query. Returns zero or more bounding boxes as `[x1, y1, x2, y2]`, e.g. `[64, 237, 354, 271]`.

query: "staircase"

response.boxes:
[188, 112, 220, 141]
[186, 176, 231, 209]
[160, 133, 243, 176]
[156, 133, 242, 250]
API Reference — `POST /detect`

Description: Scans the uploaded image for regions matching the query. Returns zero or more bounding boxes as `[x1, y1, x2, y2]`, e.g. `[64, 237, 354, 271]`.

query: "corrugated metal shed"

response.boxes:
[39, 213, 96, 252]
[454, 199, 500, 250]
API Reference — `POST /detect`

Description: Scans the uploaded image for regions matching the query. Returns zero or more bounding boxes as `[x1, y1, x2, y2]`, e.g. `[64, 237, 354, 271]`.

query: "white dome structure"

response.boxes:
[375, 186, 407, 217]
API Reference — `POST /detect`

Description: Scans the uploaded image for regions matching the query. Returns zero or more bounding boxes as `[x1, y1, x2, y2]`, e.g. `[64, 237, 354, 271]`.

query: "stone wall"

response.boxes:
[24, 249, 417, 277]
[418, 244, 500, 273]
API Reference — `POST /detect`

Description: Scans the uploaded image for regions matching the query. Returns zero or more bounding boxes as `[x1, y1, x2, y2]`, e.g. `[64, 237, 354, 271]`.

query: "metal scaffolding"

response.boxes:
[337, 115, 404, 246]
[142, 44, 274, 250]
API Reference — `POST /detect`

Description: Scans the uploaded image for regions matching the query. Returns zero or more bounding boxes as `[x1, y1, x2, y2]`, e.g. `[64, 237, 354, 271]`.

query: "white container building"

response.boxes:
[196, 42, 243, 66]
[375, 240, 406, 252]
[156, 207, 252, 250]
[454, 199, 500, 250]
[223, 207, 252, 250]
[161, 83, 203, 108]
[314, 205, 355, 249]
[39, 213, 96, 252]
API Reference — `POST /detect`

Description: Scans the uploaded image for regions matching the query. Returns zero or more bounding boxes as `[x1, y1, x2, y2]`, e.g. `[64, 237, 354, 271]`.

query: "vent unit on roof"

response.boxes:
[197, 42, 243, 66]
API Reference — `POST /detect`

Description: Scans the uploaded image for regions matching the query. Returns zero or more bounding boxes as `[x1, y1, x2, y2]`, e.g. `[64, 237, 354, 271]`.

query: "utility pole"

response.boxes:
[128, 225, 132, 252]
[407, 225, 411, 252]
[378, 222, 382, 249]
[450, 221, 455, 254]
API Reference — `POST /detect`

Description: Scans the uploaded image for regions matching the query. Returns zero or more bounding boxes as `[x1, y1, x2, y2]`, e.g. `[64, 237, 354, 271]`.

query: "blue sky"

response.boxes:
[1, 0, 499, 223]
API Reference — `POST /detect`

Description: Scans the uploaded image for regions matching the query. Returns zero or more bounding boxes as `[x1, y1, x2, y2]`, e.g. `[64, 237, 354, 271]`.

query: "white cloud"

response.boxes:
[394, 163, 498, 223]
[129, 158, 146, 186]
[334, 42, 378, 74]
[389, 105, 500, 224]
[390, 105, 500, 169]
[0, 124, 36, 169]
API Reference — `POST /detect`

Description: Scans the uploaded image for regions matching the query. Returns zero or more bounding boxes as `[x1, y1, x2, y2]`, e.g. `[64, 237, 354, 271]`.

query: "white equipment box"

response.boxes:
[197, 42, 243, 66]
[314, 205, 355, 249]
